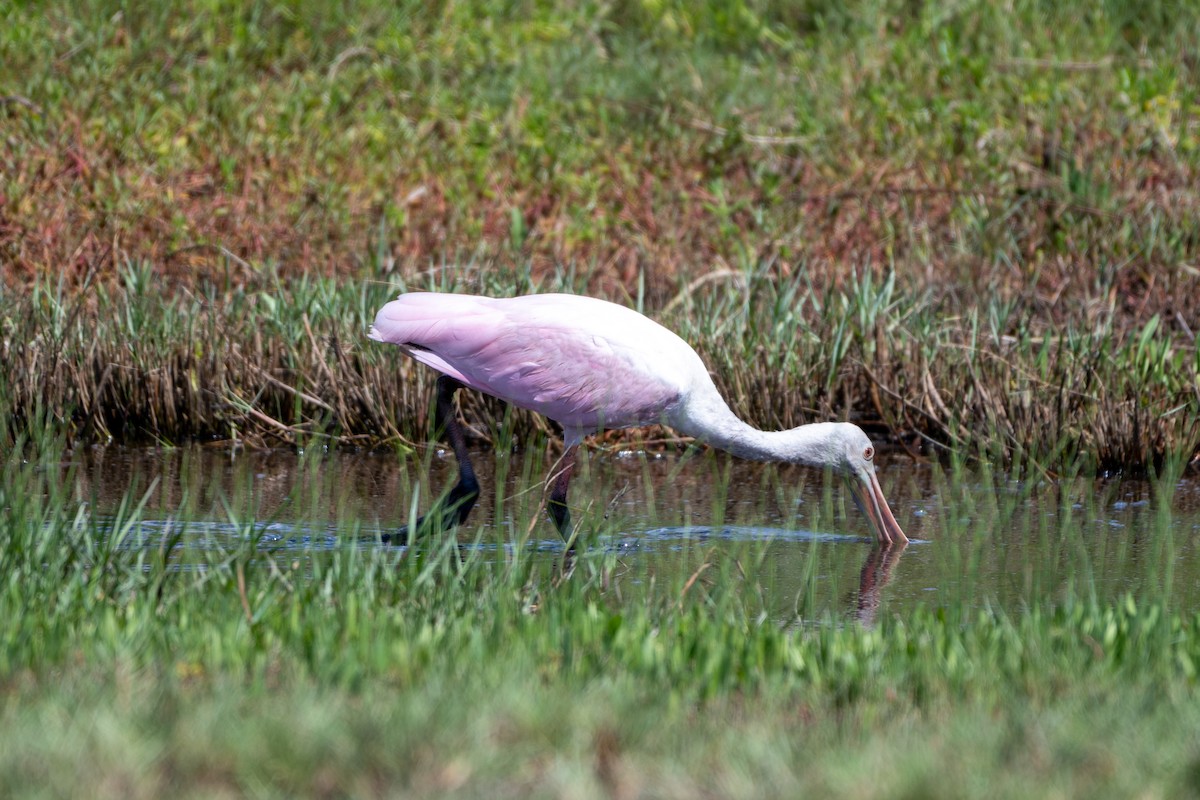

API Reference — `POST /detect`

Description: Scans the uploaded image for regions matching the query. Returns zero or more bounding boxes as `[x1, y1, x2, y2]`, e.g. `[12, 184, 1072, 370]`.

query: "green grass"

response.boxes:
[2, 662, 1198, 797]
[2, 436, 1200, 796]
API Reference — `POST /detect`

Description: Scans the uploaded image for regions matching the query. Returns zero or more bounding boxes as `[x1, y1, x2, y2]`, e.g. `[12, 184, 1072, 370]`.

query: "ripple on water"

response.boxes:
[66, 445, 1200, 616]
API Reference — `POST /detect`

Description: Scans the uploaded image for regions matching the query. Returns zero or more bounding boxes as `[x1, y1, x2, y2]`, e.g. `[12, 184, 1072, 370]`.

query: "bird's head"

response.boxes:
[835, 424, 909, 546]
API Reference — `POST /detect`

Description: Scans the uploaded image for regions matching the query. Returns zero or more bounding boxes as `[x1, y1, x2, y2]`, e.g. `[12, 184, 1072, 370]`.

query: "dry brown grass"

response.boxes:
[4, 131, 1198, 337]
[1, 265, 1195, 473]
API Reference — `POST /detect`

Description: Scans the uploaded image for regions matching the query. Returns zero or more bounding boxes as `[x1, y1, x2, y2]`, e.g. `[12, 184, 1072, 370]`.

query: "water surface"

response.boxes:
[70, 444, 1200, 621]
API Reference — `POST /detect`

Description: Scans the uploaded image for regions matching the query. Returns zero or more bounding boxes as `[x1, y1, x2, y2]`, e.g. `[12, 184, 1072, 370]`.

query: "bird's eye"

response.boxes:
[863, 446, 874, 461]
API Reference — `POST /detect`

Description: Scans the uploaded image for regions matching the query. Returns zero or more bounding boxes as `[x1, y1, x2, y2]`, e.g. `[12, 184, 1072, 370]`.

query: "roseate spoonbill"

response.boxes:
[369, 292, 908, 545]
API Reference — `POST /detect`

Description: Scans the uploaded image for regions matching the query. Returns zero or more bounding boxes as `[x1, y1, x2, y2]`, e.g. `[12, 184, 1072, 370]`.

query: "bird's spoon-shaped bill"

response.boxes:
[846, 471, 909, 545]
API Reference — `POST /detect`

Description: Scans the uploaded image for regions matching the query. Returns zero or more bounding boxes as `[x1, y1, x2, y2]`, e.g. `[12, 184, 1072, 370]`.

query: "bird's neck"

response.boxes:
[670, 389, 842, 468]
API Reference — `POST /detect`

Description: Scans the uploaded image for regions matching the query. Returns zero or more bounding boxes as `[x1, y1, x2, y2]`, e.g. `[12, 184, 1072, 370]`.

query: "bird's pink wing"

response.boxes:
[370, 293, 692, 437]
[369, 293, 503, 384]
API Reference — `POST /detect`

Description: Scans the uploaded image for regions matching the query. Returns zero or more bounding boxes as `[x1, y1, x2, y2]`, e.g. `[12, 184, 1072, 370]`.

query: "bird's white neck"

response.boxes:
[670, 387, 846, 469]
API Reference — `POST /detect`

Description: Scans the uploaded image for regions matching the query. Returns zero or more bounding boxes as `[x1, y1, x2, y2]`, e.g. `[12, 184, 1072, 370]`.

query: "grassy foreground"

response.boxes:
[3, 660, 1198, 797]
[1, 443, 1200, 797]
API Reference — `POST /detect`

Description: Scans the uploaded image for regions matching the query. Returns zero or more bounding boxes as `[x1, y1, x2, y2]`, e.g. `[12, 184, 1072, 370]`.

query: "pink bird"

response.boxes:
[369, 292, 908, 545]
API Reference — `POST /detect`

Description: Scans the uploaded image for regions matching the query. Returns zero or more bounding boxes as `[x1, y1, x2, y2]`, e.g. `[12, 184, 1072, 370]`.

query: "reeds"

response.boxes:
[1, 263, 1195, 472]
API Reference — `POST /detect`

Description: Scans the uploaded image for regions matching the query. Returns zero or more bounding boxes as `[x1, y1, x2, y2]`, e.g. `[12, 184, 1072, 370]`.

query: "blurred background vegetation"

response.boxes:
[3, 0, 1198, 316]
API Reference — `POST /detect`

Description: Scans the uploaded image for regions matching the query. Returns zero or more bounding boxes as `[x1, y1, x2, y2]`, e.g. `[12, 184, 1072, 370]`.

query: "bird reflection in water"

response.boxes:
[854, 542, 907, 626]
[545, 529, 909, 626]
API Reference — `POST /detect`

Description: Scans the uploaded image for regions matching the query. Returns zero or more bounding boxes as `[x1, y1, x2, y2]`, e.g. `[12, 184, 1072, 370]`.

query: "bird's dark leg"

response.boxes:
[547, 445, 578, 539]
[382, 375, 480, 544]
[434, 376, 481, 526]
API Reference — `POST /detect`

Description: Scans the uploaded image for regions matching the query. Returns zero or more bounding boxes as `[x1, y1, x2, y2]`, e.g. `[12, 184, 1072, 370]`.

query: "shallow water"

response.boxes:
[71, 444, 1200, 621]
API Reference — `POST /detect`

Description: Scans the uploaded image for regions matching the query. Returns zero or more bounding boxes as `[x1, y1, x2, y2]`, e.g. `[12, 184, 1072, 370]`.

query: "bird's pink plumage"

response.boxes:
[370, 293, 698, 439]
